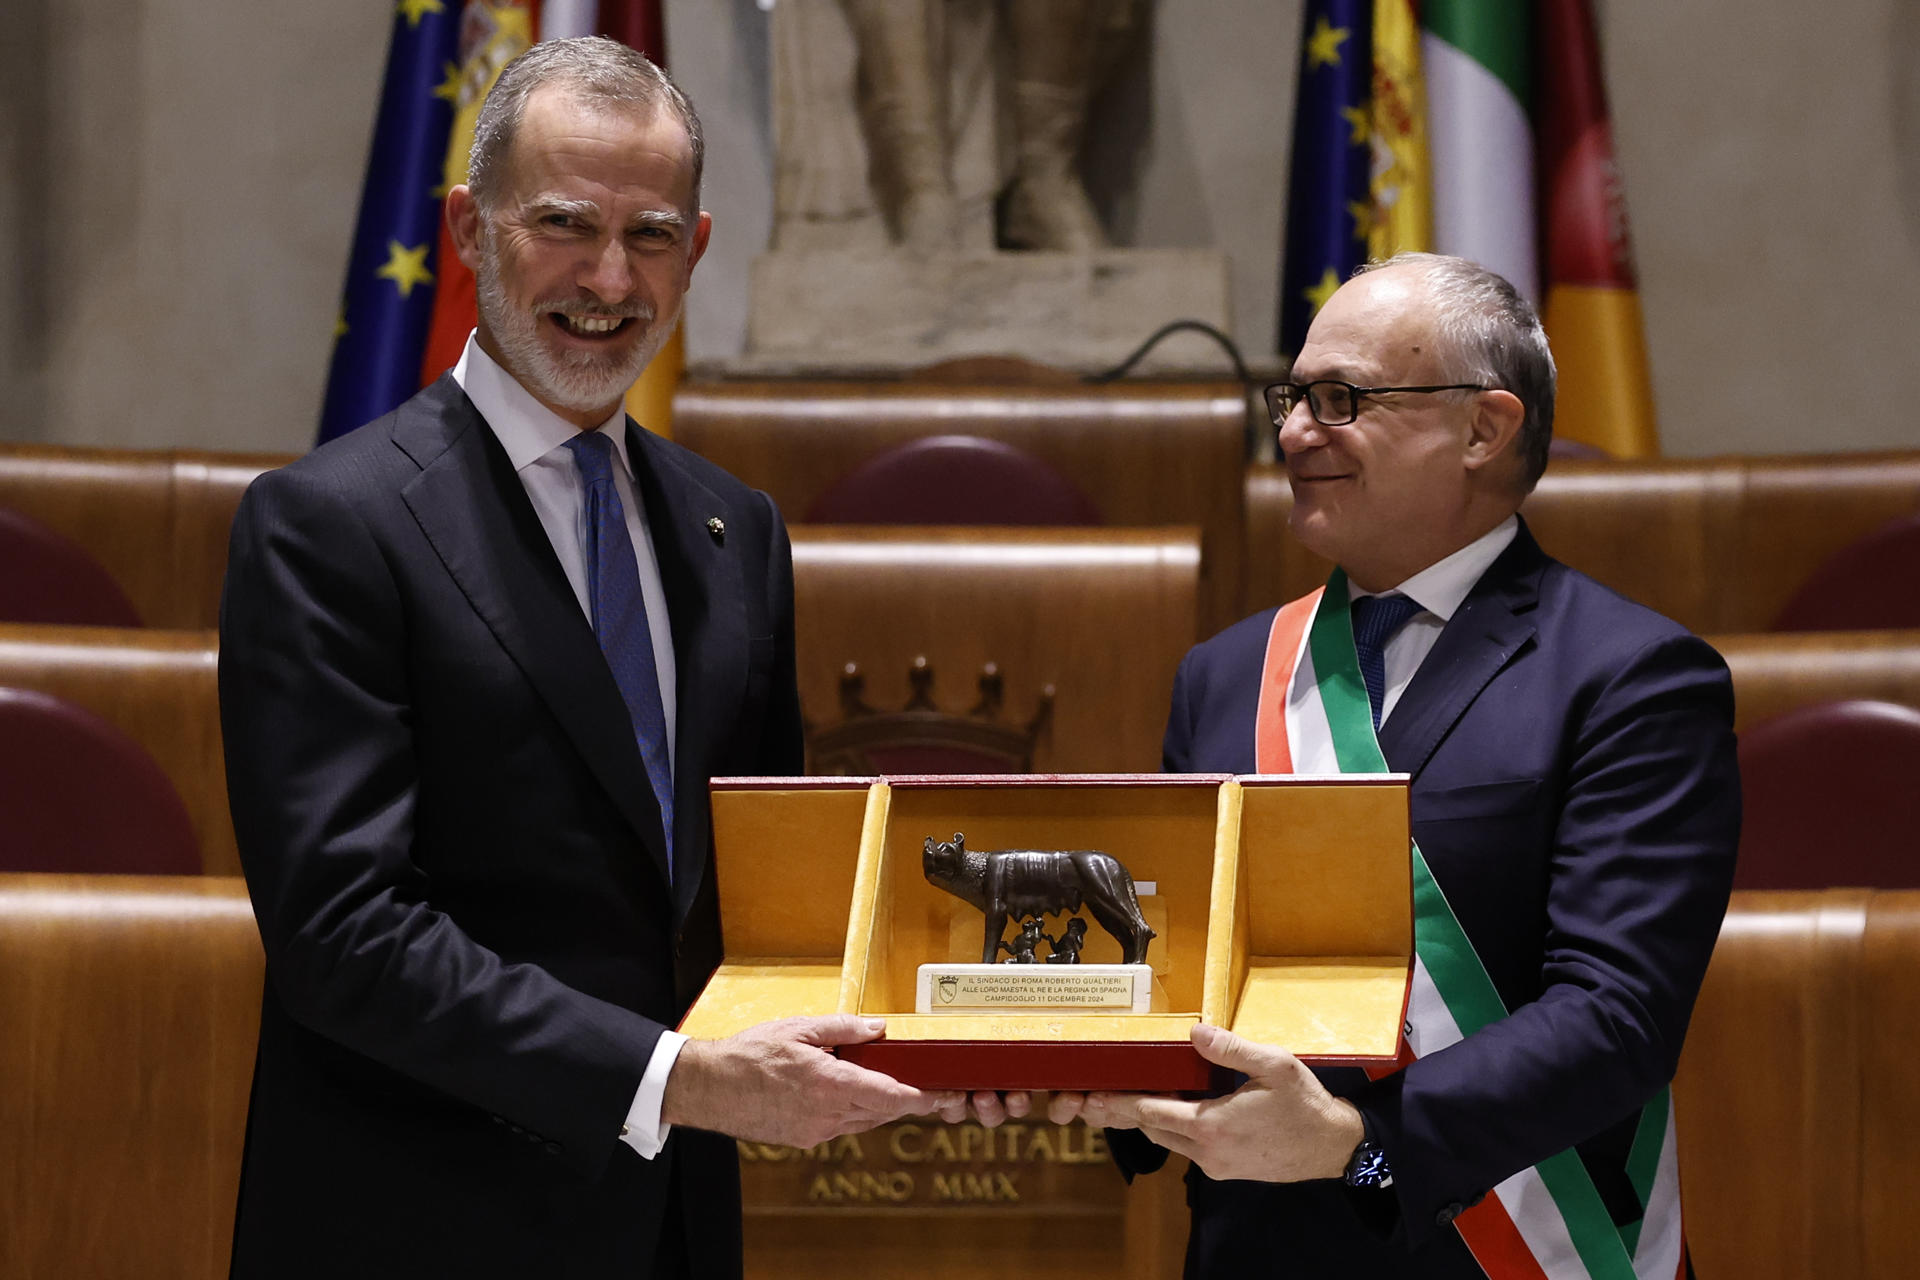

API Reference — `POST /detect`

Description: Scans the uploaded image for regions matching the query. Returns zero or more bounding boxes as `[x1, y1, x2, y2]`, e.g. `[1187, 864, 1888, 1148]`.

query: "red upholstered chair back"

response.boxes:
[0, 505, 142, 626]
[0, 686, 199, 873]
[1773, 511, 1920, 632]
[805, 435, 1102, 526]
[1735, 699, 1920, 890]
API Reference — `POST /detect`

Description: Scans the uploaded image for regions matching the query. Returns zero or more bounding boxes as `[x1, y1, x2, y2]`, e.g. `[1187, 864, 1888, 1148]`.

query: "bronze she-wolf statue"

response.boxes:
[922, 832, 1155, 965]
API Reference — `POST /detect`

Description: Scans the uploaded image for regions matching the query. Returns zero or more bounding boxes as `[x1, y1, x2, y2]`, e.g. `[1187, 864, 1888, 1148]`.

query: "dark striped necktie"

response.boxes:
[1350, 592, 1424, 732]
[564, 429, 673, 873]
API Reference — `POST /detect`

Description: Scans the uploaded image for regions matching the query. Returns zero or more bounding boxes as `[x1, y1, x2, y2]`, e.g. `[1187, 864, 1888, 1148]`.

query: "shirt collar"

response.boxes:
[451, 332, 633, 475]
[1347, 515, 1519, 622]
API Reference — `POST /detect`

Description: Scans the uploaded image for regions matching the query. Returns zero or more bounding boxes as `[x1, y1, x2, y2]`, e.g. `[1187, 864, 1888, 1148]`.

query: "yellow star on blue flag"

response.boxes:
[376, 241, 434, 298]
[318, 2, 459, 444]
[1279, 0, 1374, 359]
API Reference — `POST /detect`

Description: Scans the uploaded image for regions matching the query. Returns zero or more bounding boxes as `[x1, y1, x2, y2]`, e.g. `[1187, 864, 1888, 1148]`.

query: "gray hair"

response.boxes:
[467, 36, 705, 217]
[1357, 252, 1557, 491]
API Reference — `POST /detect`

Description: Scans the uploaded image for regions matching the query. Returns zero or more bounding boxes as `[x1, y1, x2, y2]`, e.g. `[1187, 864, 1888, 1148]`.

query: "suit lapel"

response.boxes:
[393, 378, 672, 883]
[628, 420, 749, 922]
[1377, 523, 1547, 780]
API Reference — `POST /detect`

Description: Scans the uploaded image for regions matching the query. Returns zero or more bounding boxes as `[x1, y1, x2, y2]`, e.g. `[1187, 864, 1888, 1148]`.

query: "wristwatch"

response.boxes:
[1343, 1118, 1394, 1189]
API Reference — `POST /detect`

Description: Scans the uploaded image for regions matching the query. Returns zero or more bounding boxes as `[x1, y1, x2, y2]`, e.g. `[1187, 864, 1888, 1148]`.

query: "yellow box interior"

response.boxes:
[1204, 777, 1412, 1058]
[682, 776, 1412, 1061]
[678, 782, 872, 1039]
[848, 778, 1222, 1044]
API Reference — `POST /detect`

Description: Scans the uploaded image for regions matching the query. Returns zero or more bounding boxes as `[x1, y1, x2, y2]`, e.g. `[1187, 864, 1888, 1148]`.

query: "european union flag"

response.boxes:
[317, 3, 462, 445]
[1278, 0, 1375, 360]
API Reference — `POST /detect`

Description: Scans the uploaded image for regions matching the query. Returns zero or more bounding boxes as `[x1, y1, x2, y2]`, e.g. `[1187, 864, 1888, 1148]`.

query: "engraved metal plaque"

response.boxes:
[915, 963, 1153, 1013]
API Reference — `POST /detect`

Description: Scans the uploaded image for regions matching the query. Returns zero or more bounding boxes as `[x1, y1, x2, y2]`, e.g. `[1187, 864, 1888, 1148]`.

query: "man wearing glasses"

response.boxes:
[1055, 254, 1740, 1278]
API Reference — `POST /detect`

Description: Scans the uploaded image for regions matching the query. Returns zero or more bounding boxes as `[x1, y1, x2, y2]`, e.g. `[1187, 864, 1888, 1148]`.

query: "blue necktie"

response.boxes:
[1350, 593, 1424, 732]
[564, 430, 673, 873]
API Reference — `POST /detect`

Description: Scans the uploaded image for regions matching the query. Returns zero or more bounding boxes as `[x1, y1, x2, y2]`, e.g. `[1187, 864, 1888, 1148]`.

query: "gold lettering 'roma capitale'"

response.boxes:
[882, 1121, 1108, 1164]
[736, 1133, 865, 1163]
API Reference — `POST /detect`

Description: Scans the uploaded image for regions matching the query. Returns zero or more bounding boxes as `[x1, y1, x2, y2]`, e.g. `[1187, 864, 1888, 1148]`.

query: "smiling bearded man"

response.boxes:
[451, 50, 709, 423]
[217, 37, 960, 1280]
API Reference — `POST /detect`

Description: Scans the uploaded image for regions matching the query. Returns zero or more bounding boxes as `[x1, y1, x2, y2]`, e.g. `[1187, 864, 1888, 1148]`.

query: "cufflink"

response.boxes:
[706, 516, 725, 541]
[620, 1123, 631, 1137]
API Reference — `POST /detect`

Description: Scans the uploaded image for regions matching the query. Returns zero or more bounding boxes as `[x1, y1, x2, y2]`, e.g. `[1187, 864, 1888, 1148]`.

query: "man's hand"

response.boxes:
[967, 1090, 1033, 1128]
[662, 1015, 965, 1147]
[1048, 1024, 1364, 1183]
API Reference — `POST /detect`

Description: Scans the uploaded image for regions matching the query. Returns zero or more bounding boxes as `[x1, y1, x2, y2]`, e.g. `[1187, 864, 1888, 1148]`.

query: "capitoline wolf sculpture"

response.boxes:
[922, 832, 1155, 965]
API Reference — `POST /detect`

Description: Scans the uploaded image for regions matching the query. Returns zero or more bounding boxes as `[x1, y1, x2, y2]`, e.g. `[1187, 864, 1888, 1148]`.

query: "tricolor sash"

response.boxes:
[1254, 575, 1686, 1280]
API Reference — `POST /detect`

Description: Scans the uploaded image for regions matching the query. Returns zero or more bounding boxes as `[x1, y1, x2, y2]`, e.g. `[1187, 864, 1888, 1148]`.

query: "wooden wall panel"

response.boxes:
[791, 527, 1201, 774]
[743, 1160, 1187, 1280]
[0, 623, 233, 875]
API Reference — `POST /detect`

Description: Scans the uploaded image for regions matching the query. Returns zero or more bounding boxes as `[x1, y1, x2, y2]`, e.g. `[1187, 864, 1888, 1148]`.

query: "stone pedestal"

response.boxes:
[733, 248, 1233, 376]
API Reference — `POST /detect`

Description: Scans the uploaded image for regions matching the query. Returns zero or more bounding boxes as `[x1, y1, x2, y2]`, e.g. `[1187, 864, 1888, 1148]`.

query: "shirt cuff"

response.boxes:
[619, 1030, 688, 1159]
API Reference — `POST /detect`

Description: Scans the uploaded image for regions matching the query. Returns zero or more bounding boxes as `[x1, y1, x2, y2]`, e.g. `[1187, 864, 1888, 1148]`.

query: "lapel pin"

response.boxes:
[706, 516, 726, 542]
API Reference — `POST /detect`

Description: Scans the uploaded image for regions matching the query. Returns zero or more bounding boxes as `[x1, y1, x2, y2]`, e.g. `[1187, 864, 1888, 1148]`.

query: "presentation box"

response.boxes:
[679, 774, 1411, 1091]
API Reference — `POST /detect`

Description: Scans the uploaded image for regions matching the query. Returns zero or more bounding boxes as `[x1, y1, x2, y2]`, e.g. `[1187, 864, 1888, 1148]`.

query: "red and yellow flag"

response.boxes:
[418, 1, 537, 386]
[1536, 0, 1658, 458]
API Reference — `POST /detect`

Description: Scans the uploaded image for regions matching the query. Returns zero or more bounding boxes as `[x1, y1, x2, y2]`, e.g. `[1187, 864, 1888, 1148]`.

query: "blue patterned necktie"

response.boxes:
[1350, 593, 1425, 732]
[564, 430, 673, 873]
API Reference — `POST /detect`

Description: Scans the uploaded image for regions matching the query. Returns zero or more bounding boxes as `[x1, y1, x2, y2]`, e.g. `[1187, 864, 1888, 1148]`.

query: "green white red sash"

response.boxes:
[1255, 576, 1686, 1280]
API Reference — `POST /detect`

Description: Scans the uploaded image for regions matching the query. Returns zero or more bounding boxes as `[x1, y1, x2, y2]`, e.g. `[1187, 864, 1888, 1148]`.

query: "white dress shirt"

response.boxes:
[1348, 516, 1519, 727]
[451, 334, 686, 1160]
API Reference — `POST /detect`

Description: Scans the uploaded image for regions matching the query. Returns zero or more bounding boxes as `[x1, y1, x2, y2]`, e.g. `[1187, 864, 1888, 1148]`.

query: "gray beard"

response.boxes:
[473, 242, 675, 417]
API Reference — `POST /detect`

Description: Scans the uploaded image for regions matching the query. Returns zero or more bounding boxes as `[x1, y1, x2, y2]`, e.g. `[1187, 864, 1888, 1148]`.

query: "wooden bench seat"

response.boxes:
[679, 379, 1248, 633]
[0, 443, 286, 629]
[0, 623, 233, 875]
[0, 873, 260, 1279]
[790, 525, 1202, 773]
[1244, 451, 1920, 634]
[4, 874, 1912, 1279]
[1674, 889, 1920, 1279]
[1708, 629, 1920, 732]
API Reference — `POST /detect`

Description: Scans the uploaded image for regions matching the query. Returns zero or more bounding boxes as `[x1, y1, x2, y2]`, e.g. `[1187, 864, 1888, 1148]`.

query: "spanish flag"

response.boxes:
[1366, 0, 1432, 262]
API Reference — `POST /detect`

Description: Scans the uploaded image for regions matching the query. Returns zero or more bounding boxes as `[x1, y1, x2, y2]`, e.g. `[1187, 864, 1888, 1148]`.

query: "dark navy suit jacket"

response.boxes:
[219, 376, 802, 1278]
[1140, 522, 1738, 1278]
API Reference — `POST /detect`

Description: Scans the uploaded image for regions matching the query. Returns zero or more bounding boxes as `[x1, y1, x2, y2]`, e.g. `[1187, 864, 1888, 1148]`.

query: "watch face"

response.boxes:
[1345, 1142, 1393, 1189]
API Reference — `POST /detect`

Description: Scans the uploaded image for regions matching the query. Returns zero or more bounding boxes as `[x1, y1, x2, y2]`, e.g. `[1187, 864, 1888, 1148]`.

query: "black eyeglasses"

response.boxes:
[1264, 380, 1491, 427]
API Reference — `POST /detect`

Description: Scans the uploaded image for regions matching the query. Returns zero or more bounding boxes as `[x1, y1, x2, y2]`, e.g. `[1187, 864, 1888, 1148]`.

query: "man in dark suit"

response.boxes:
[1055, 254, 1739, 1278]
[219, 39, 957, 1279]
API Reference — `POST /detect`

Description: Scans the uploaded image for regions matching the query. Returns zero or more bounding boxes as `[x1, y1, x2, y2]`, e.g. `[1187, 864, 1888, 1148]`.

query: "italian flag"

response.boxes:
[1420, 0, 1659, 458]
[1255, 583, 1687, 1280]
